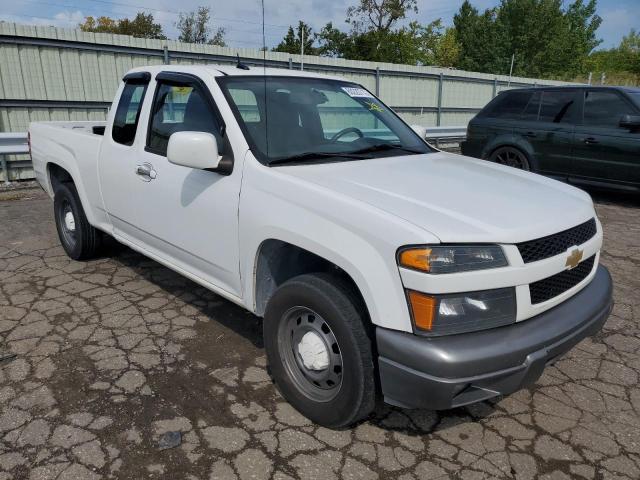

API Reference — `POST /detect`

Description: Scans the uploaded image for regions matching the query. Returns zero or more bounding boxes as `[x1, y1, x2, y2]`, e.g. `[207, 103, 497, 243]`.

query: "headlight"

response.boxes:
[398, 245, 507, 273]
[406, 288, 516, 336]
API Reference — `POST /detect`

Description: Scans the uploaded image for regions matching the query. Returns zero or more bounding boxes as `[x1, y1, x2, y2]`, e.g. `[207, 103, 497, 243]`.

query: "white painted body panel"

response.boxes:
[29, 64, 603, 334]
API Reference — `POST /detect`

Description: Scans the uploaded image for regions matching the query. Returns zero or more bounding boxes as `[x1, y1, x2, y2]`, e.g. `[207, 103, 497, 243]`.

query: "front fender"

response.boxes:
[239, 159, 440, 333]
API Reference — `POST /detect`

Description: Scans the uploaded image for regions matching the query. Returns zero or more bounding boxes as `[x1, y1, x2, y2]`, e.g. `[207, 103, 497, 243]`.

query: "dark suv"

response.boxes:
[461, 86, 640, 192]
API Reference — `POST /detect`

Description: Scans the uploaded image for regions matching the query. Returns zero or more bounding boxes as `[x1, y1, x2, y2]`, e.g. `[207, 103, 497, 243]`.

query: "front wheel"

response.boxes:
[264, 273, 376, 429]
[488, 146, 531, 171]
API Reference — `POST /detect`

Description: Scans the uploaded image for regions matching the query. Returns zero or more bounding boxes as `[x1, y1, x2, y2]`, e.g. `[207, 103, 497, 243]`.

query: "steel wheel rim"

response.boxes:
[277, 307, 343, 402]
[493, 148, 528, 170]
[58, 200, 77, 249]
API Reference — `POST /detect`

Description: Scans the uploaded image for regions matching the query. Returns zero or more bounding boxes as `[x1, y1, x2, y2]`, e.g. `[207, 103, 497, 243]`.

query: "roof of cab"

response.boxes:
[503, 85, 640, 93]
[125, 64, 346, 82]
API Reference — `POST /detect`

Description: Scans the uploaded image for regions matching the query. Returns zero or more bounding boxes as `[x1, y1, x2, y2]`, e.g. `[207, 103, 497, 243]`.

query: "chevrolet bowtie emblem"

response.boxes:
[565, 248, 583, 270]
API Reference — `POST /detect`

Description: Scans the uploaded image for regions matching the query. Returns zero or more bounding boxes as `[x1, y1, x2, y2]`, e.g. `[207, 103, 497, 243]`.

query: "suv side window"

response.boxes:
[538, 90, 576, 123]
[583, 90, 636, 128]
[147, 81, 222, 156]
[112, 81, 148, 146]
[482, 90, 533, 119]
[521, 91, 541, 121]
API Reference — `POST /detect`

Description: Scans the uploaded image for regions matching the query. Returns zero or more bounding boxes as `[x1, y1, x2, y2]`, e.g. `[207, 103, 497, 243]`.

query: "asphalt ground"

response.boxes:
[0, 186, 639, 480]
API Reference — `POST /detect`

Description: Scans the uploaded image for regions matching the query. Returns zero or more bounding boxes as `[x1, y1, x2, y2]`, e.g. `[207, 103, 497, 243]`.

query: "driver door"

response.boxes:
[571, 89, 640, 189]
[127, 72, 243, 297]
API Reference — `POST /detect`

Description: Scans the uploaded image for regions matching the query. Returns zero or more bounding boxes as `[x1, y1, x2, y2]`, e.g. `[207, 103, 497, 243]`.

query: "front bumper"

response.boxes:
[377, 265, 613, 410]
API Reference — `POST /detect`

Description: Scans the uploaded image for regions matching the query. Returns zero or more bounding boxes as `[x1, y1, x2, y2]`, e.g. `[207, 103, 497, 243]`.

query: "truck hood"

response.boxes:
[278, 152, 595, 243]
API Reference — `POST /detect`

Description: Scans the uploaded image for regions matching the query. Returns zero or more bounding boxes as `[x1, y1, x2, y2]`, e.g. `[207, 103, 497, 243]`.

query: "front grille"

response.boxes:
[529, 255, 595, 304]
[517, 218, 597, 263]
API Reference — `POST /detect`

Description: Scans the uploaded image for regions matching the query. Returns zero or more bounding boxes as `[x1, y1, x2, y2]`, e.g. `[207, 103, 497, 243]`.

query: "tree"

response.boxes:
[316, 0, 448, 65]
[176, 6, 226, 46]
[346, 0, 418, 33]
[453, 0, 601, 78]
[585, 29, 640, 85]
[433, 28, 460, 67]
[79, 12, 166, 39]
[273, 21, 317, 55]
[116, 13, 165, 39]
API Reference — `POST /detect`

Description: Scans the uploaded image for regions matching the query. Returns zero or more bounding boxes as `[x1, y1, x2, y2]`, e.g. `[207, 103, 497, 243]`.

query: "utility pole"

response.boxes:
[300, 27, 304, 71]
[507, 54, 515, 87]
[587, 72, 592, 85]
[600, 72, 606, 85]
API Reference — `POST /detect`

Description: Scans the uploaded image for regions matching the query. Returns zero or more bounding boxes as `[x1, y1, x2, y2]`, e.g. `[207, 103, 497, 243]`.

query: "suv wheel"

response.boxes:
[54, 182, 102, 260]
[264, 273, 376, 429]
[489, 146, 531, 171]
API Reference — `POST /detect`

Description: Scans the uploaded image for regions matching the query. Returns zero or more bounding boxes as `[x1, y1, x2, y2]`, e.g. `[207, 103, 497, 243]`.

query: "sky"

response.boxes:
[0, 0, 637, 51]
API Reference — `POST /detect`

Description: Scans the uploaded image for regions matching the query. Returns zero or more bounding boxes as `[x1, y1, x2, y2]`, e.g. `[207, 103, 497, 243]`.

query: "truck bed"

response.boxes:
[29, 120, 109, 230]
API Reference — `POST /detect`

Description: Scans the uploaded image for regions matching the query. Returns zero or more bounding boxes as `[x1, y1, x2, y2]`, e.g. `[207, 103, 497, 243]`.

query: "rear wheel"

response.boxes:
[489, 146, 531, 171]
[53, 182, 102, 260]
[264, 273, 375, 429]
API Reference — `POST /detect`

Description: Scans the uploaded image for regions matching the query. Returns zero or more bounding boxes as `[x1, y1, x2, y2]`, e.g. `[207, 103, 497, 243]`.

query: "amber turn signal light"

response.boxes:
[406, 290, 436, 331]
[399, 248, 432, 272]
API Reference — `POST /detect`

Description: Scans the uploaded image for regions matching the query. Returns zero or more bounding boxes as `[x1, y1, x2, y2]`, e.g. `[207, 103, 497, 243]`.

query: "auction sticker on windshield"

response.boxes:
[342, 87, 373, 98]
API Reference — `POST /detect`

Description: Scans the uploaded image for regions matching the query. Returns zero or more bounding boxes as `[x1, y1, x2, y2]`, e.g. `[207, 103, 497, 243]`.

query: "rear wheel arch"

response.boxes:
[47, 162, 75, 193]
[486, 144, 536, 171]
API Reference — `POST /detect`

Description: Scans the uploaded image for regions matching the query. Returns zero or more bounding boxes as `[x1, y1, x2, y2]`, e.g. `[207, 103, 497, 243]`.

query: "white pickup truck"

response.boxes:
[29, 65, 613, 428]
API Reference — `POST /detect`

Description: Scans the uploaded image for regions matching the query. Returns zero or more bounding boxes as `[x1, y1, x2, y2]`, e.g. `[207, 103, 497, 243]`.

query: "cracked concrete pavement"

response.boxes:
[1, 188, 639, 480]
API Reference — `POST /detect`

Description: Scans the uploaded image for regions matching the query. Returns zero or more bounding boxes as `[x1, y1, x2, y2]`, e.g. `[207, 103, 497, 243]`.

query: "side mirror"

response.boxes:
[410, 125, 427, 139]
[619, 114, 640, 130]
[167, 131, 223, 171]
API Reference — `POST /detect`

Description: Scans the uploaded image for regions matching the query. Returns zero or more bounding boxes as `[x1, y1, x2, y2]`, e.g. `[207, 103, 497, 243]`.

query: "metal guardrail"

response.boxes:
[0, 126, 467, 184]
[0, 132, 30, 185]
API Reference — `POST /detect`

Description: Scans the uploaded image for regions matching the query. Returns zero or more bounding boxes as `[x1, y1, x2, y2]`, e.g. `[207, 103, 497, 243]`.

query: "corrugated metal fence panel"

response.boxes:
[0, 21, 579, 134]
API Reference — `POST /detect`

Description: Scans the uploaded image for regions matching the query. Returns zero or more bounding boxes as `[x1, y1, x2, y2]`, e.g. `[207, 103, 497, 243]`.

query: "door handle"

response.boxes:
[135, 163, 157, 180]
[583, 137, 599, 145]
[523, 131, 537, 138]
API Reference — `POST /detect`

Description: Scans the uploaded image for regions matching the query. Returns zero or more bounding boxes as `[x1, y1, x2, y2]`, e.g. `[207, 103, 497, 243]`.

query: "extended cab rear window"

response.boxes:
[112, 81, 148, 146]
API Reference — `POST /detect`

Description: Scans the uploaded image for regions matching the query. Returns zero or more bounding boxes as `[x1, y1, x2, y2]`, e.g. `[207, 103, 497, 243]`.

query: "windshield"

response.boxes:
[217, 76, 432, 165]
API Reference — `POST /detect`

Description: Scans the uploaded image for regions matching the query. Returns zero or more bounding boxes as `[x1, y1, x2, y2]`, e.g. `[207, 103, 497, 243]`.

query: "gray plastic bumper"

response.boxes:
[376, 265, 613, 410]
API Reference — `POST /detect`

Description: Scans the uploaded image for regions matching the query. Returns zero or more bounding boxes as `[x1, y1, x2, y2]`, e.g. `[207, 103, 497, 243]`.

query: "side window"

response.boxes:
[112, 81, 148, 146]
[483, 90, 533, 119]
[583, 91, 635, 128]
[521, 91, 541, 121]
[538, 91, 576, 123]
[147, 82, 221, 156]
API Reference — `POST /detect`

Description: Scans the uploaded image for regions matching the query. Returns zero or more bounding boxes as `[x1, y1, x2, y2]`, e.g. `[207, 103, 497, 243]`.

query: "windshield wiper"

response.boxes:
[269, 151, 372, 166]
[351, 143, 424, 155]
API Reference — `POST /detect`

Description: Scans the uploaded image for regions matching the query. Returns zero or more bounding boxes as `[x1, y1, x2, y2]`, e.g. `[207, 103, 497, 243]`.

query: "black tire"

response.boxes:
[488, 146, 531, 171]
[53, 182, 101, 260]
[264, 273, 376, 429]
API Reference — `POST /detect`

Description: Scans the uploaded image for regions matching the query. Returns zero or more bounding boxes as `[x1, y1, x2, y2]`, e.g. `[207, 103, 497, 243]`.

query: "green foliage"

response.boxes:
[176, 6, 226, 46]
[79, 13, 166, 39]
[317, 20, 447, 64]
[310, 0, 459, 65]
[453, 0, 601, 78]
[434, 28, 460, 67]
[584, 30, 640, 85]
[346, 0, 418, 32]
[273, 22, 318, 55]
